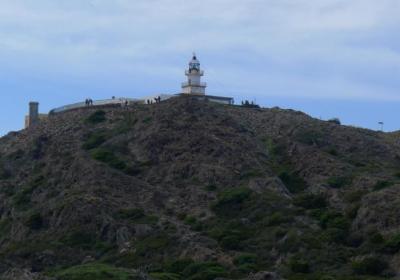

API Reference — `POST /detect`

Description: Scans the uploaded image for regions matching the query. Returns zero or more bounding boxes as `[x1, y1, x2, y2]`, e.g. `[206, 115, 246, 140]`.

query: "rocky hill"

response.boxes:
[1, 96, 400, 280]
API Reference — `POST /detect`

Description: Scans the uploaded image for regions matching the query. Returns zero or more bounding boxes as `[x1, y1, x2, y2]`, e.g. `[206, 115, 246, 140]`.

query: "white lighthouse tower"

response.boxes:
[181, 53, 207, 95]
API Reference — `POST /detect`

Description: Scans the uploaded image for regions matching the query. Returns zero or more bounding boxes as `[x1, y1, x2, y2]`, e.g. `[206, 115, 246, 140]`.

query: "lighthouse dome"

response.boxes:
[189, 54, 200, 72]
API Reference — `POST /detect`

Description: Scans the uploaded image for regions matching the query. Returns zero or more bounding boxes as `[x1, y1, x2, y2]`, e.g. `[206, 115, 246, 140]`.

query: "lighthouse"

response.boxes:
[181, 53, 207, 95]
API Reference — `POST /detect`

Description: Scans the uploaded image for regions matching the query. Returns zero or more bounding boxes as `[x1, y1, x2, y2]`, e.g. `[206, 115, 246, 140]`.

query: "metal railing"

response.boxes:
[185, 70, 204, 75]
[50, 98, 139, 114]
[181, 82, 207, 87]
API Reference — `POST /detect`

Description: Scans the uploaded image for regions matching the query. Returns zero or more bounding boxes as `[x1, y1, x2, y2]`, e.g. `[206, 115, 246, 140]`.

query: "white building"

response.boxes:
[180, 54, 234, 105]
[181, 53, 207, 95]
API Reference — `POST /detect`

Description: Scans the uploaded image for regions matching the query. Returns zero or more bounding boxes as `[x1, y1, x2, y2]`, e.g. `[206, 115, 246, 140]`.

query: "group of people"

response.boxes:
[84, 96, 161, 108]
[85, 98, 94, 106]
[123, 99, 129, 109]
[241, 100, 260, 108]
[146, 96, 162, 105]
[154, 96, 162, 103]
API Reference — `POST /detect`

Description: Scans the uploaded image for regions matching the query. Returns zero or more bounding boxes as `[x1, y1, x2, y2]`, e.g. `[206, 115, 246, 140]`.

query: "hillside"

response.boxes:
[1, 96, 400, 280]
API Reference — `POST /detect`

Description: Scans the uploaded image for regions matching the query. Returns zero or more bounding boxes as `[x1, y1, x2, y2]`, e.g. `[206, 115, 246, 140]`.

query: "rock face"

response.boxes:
[0, 96, 400, 279]
[0, 269, 54, 280]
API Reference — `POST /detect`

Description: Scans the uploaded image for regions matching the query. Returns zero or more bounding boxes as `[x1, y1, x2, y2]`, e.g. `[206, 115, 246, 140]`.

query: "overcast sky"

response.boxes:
[0, 0, 399, 135]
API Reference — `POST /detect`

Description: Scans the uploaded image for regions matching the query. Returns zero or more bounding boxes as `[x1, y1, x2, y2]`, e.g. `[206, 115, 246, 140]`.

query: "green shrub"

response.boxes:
[164, 259, 195, 274]
[0, 164, 11, 180]
[293, 193, 327, 209]
[11, 177, 44, 208]
[240, 170, 263, 180]
[7, 149, 24, 160]
[25, 212, 43, 230]
[52, 263, 138, 280]
[136, 234, 170, 254]
[383, 234, 400, 253]
[204, 184, 217, 191]
[327, 176, 352, 189]
[150, 273, 180, 280]
[266, 212, 291, 226]
[12, 190, 32, 207]
[295, 130, 324, 146]
[184, 216, 203, 231]
[279, 171, 307, 193]
[117, 208, 158, 224]
[91, 148, 140, 176]
[372, 180, 394, 191]
[207, 221, 251, 250]
[0, 218, 12, 238]
[289, 258, 310, 273]
[312, 210, 350, 244]
[369, 231, 384, 245]
[0, 184, 15, 196]
[212, 187, 252, 215]
[91, 148, 126, 170]
[109, 251, 139, 268]
[123, 166, 142, 176]
[345, 204, 360, 220]
[182, 262, 227, 280]
[283, 234, 304, 253]
[236, 263, 258, 274]
[82, 131, 107, 150]
[184, 216, 197, 225]
[61, 231, 96, 250]
[327, 147, 338, 156]
[343, 190, 366, 203]
[326, 216, 350, 230]
[177, 213, 187, 221]
[324, 228, 348, 244]
[351, 257, 387, 275]
[234, 253, 257, 266]
[263, 138, 286, 158]
[346, 233, 364, 248]
[220, 235, 242, 250]
[143, 117, 153, 123]
[86, 110, 106, 124]
[217, 187, 251, 205]
[117, 208, 145, 220]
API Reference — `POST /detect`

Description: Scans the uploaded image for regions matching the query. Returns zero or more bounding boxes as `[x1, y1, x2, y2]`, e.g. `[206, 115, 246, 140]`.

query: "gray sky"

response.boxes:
[1, 0, 400, 135]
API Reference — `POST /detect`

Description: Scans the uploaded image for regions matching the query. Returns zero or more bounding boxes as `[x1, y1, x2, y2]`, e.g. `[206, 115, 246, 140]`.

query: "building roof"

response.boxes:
[203, 94, 234, 100]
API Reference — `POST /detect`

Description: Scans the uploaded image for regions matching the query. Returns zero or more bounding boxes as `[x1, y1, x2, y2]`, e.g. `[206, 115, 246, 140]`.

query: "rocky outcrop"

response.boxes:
[0, 269, 54, 280]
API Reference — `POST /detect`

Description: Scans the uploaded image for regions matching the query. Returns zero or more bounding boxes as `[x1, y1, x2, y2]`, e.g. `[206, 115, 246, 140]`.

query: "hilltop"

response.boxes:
[1, 96, 400, 279]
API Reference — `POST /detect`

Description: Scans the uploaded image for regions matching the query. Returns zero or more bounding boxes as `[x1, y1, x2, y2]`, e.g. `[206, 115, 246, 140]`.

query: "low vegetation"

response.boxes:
[51, 263, 138, 280]
[351, 257, 388, 276]
[90, 147, 140, 176]
[82, 130, 108, 150]
[25, 211, 44, 230]
[327, 176, 352, 189]
[278, 171, 307, 193]
[85, 110, 107, 124]
[372, 180, 394, 191]
[383, 233, 400, 254]
[293, 193, 327, 209]
[116, 208, 159, 224]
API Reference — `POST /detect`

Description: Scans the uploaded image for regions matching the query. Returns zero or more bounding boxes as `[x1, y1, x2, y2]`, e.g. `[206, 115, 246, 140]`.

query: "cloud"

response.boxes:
[0, 0, 399, 103]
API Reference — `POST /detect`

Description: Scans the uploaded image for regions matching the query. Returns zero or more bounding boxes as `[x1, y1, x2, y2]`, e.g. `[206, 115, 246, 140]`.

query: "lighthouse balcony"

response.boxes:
[181, 81, 207, 87]
[185, 70, 204, 76]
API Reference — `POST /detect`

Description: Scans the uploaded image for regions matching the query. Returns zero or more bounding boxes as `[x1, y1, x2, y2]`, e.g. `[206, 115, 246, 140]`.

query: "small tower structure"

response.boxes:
[27, 102, 39, 127]
[181, 53, 207, 95]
